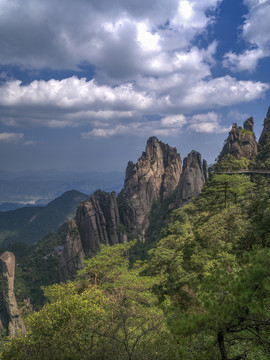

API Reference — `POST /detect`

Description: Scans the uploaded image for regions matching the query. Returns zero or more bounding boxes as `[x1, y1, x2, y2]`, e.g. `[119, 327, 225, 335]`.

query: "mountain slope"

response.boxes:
[0, 190, 88, 246]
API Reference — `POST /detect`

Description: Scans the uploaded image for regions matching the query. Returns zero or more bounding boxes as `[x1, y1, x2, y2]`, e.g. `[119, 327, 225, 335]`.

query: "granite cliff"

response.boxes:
[121, 136, 182, 242]
[219, 118, 258, 160]
[60, 190, 126, 281]
[59, 219, 85, 282]
[258, 106, 270, 157]
[175, 151, 208, 207]
[0, 252, 26, 337]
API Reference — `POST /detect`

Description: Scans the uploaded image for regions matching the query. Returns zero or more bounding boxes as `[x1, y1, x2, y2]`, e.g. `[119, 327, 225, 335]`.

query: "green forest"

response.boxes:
[1, 168, 270, 360]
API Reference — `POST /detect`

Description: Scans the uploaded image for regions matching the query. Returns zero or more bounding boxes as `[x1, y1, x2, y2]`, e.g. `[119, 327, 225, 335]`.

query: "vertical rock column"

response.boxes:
[122, 137, 182, 242]
[0, 251, 26, 337]
[175, 151, 208, 207]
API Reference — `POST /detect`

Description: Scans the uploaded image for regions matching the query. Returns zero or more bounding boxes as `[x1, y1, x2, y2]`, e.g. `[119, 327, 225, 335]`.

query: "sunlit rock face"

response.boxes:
[175, 150, 208, 207]
[219, 118, 258, 160]
[0, 251, 26, 337]
[122, 136, 182, 242]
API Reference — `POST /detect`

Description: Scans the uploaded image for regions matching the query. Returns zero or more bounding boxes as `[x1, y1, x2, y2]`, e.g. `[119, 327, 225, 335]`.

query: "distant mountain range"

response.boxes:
[0, 170, 124, 210]
[0, 190, 89, 246]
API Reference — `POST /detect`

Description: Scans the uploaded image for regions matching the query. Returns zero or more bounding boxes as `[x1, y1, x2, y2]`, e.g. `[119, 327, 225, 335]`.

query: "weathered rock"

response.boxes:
[175, 151, 208, 207]
[219, 118, 258, 160]
[60, 190, 127, 281]
[259, 106, 270, 149]
[76, 190, 127, 256]
[122, 137, 182, 242]
[59, 219, 85, 282]
[0, 251, 26, 336]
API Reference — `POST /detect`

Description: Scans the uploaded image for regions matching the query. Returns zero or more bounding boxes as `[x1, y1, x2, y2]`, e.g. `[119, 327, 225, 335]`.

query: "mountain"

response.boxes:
[59, 137, 205, 280]
[121, 136, 182, 242]
[0, 190, 88, 246]
[2, 106, 270, 360]
[175, 150, 208, 207]
[218, 117, 258, 161]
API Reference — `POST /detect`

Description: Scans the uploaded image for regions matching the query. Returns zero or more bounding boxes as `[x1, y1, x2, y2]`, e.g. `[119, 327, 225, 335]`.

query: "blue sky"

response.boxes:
[0, 0, 269, 172]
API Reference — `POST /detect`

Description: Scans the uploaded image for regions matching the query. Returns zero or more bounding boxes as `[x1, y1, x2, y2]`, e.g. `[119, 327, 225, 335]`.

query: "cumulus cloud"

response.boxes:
[0, 132, 24, 142]
[0, 74, 268, 130]
[82, 116, 187, 139]
[0, 0, 269, 141]
[223, 48, 265, 72]
[224, 0, 270, 72]
[227, 109, 250, 121]
[0, 0, 222, 81]
[187, 112, 229, 133]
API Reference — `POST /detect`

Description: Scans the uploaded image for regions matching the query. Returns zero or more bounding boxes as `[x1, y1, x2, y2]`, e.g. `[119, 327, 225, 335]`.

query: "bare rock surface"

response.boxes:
[175, 151, 208, 207]
[77, 190, 127, 255]
[122, 137, 182, 242]
[219, 118, 258, 160]
[259, 106, 270, 150]
[0, 251, 26, 336]
[59, 219, 85, 282]
[60, 190, 127, 281]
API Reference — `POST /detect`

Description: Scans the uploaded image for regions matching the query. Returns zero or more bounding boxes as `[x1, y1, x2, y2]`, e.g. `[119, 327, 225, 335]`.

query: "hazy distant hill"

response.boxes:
[0, 170, 124, 208]
[0, 190, 89, 246]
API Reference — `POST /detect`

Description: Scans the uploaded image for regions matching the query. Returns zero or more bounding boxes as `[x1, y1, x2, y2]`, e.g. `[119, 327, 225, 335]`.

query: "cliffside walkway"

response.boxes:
[212, 169, 270, 175]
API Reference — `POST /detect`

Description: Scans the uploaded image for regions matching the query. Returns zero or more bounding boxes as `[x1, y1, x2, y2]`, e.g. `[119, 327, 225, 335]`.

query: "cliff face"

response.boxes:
[60, 190, 127, 281]
[259, 106, 270, 151]
[219, 118, 258, 160]
[175, 151, 208, 207]
[0, 252, 26, 337]
[77, 190, 127, 255]
[59, 219, 85, 282]
[122, 137, 182, 242]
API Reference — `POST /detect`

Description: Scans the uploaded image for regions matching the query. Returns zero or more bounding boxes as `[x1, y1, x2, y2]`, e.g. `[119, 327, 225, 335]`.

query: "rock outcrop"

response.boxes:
[77, 190, 127, 255]
[0, 252, 26, 337]
[59, 219, 85, 282]
[60, 190, 126, 281]
[175, 151, 208, 207]
[122, 137, 182, 242]
[259, 106, 270, 151]
[219, 118, 258, 160]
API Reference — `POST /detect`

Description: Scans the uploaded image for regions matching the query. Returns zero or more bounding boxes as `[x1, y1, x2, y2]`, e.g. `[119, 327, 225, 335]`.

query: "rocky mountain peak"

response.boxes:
[219, 118, 258, 160]
[244, 117, 254, 132]
[175, 150, 208, 207]
[122, 137, 182, 242]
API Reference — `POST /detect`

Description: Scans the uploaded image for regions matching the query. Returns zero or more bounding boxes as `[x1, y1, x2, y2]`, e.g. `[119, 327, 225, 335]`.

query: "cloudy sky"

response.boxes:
[0, 0, 270, 173]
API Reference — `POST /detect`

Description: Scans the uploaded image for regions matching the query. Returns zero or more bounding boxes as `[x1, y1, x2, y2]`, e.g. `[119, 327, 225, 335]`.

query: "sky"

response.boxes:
[0, 0, 270, 173]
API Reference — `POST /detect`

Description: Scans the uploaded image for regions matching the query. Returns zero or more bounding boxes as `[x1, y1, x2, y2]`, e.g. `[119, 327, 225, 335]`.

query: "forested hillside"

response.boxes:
[1, 170, 270, 359]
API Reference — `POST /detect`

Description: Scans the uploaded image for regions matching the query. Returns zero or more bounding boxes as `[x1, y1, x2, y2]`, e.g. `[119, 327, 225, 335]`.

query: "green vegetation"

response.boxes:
[1, 173, 270, 359]
[213, 154, 250, 171]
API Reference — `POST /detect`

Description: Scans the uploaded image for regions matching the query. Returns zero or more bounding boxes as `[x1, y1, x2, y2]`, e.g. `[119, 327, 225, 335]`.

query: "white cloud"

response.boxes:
[179, 76, 269, 109]
[0, 74, 268, 130]
[224, 0, 270, 72]
[227, 109, 250, 121]
[0, 0, 222, 81]
[0, 132, 24, 142]
[160, 114, 187, 127]
[223, 48, 265, 72]
[23, 140, 36, 146]
[187, 112, 229, 133]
